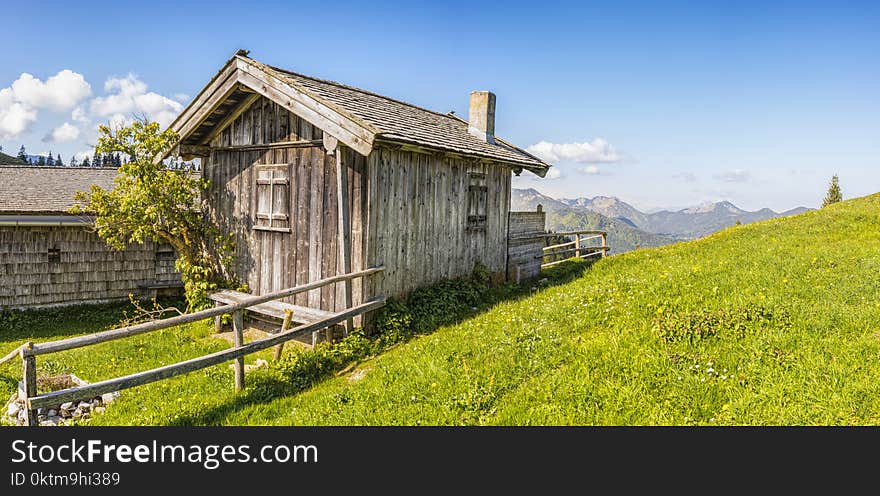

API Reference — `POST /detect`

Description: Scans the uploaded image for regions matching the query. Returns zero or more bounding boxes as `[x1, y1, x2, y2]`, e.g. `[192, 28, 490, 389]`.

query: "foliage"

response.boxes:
[822, 174, 842, 207]
[69, 120, 236, 309]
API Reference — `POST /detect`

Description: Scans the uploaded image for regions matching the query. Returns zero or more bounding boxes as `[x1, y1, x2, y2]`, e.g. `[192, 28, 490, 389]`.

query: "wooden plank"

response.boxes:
[27, 297, 386, 410]
[335, 147, 354, 333]
[232, 310, 245, 392]
[308, 147, 325, 309]
[321, 150, 338, 315]
[295, 148, 311, 306]
[28, 267, 385, 356]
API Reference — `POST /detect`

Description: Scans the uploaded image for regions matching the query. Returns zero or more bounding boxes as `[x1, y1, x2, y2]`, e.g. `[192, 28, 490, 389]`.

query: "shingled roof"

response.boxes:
[262, 62, 549, 172]
[169, 52, 550, 176]
[0, 166, 118, 215]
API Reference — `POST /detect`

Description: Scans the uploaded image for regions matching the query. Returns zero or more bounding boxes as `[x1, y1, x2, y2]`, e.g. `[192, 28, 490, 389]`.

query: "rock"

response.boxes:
[101, 393, 118, 404]
[60, 409, 71, 418]
[47, 409, 57, 417]
[91, 399, 101, 407]
[78, 401, 91, 411]
[72, 409, 83, 418]
[47, 414, 62, 423]
[40, 417, 60, 427]
[6, 402, 21, 417]
[60, 402, 74, 411]
[37, 407, 45, 416]
[94, 406, 105, 414]
[255, 358, 269, 368]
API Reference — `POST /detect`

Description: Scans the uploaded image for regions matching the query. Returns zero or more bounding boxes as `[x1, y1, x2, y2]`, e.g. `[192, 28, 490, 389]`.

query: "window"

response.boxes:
[467, 171, 488, 231]
[255, 164, 291, 232]
[47, 248, 61, 263]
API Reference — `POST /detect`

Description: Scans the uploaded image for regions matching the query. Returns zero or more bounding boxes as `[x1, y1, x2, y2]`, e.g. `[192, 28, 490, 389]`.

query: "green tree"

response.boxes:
[56, 154, 64, 167]
[822, 174, 842, 207]
[47, 152, 55, 167]
[36, 155, 46, 166]
[81, 156, 91, 167]
[71, 120, 237, 309]
[17, 145, 28, 163]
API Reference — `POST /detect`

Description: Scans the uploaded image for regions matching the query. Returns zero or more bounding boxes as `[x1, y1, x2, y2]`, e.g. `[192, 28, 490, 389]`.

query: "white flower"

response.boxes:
[410, 395, 416, 401]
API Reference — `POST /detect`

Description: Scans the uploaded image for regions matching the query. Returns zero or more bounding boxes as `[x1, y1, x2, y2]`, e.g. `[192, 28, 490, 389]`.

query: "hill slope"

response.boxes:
[512, 188, 681, 252]
[0, 152, 26, 165]
[204, 193, 880, 425]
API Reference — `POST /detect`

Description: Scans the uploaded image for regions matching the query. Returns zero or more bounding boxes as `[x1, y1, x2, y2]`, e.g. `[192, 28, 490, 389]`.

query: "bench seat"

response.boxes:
[208, 289, 336, 325]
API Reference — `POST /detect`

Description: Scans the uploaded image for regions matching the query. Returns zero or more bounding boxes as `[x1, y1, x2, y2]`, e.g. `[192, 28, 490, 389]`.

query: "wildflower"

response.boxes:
[410, 395, 416, 401]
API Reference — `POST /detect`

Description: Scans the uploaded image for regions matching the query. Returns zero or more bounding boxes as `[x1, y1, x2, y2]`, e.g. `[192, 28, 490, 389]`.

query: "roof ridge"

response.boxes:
[265, 64, 464, 125]
[0, 166, 119, 171]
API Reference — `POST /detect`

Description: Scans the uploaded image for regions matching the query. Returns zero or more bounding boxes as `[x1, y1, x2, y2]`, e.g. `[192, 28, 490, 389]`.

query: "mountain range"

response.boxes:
[511, 188, 812, 253]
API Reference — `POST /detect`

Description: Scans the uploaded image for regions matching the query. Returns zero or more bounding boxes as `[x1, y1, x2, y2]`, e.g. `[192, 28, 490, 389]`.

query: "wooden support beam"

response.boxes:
[232, 310, 245, 392]
[21, 343, 37, 426]
[273, 310, 293, 361]
[335, 144, 354, 335]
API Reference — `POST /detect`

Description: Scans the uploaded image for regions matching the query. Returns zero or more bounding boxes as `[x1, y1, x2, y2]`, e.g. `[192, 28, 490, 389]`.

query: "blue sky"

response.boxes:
[3, 0, 878, 211]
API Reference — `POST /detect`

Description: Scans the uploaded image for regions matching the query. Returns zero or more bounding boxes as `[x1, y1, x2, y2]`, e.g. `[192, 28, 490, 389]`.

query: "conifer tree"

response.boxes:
[822, 174, 842, 207]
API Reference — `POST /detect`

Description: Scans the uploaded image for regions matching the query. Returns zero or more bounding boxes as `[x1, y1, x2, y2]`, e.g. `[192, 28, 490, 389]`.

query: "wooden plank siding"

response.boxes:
[0, 226, 176, 310]
[204, 95, 512, 313]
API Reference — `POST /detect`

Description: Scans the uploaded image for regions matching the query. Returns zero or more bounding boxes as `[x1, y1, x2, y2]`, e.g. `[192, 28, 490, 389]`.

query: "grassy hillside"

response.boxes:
[546, 208, 681, 252]
[2, 194, 879, 425]
[0, 151, 26, 165]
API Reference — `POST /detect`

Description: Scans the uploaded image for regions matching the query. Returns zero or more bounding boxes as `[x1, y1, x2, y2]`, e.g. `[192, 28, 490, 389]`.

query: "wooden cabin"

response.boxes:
[166, 50, 550, 317]
[0, 166, 181, 309]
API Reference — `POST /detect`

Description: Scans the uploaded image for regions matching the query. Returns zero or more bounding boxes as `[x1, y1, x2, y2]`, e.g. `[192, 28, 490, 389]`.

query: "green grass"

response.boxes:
[3, 194, 880, 425]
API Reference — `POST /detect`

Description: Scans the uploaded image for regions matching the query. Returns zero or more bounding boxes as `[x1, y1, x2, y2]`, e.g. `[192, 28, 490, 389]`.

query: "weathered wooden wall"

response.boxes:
[205, 96, 367, 313]
[205, 95, 513, 309]
[507, 208, 546, 282]
[364, 146, 511, 298]
[0, 226, 173, 310]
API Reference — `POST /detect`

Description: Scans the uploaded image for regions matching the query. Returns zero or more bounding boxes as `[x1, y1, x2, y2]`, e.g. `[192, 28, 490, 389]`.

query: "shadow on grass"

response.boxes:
[166, 259, 599, 426]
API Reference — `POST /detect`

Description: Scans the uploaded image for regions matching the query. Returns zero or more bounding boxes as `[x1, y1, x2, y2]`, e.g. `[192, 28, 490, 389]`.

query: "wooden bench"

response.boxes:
[208, 289, 340, 346]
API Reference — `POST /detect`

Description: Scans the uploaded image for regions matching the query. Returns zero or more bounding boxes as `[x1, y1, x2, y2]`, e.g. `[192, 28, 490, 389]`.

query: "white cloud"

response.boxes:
[526, 138, 622, 164]
[43, 122, 80, 143]
[544, 168, 563, 179]
[0, 70, 91, 139]
[714, 169, 750, 183]
[0, 90, 38, 139]
[173, 93, 190, 103]
[90, 74, 183, 128]
[580, 165, 601, 175]
[9, 70, 91, 112]
[71, 106, 89, 123]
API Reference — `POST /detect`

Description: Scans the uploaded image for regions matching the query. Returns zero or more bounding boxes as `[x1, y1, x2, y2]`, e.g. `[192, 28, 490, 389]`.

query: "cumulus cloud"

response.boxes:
[526, 138, 622, 164]
[9, 70, 91, 112]
[714, 169, 750, 183]
[90, 74, 183, 128]
[0, 90, 38, 139]
[43, 122, 80, 143]
[0, 70, 90, 139]
[173, 93, 190, 103]
[580, 165, 601, 175]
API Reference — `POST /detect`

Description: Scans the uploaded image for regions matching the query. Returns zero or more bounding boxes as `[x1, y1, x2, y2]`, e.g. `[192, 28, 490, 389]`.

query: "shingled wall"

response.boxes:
[0, 225, 179, 309]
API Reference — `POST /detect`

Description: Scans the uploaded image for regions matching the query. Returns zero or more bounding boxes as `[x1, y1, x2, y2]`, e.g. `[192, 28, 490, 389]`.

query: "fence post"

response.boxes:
[232, 310, 245, 392]
[574, 234, 581, 259]
[214, 301, 223, 332]
[21, 343, 37, 426]
[601, 233, 607, 258]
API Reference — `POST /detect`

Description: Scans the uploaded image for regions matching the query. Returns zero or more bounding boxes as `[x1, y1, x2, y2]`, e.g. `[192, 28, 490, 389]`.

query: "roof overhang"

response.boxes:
[164, 54, 377, 160]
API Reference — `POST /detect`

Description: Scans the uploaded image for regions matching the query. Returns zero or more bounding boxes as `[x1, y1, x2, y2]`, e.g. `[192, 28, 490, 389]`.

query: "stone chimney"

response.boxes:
[468, 90, 496, 145]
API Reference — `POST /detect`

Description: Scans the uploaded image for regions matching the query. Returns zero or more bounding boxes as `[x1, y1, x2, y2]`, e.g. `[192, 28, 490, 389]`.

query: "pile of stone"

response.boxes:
[2, 374, 119, 426]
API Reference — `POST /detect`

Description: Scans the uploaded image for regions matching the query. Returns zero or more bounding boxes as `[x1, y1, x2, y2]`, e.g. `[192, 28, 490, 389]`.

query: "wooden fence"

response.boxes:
[9, 266, 384, 426]
[539, 231, 609, 268]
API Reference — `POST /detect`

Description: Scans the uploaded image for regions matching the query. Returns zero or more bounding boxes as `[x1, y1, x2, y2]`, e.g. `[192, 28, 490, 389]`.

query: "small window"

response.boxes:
[467, 171, 488, 231]
[48, 248, 61, 263]
[255, 164, 290, 232]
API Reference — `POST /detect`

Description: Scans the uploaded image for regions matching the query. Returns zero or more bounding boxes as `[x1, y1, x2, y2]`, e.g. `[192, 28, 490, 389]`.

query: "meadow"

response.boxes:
[2, 193, 879, 425]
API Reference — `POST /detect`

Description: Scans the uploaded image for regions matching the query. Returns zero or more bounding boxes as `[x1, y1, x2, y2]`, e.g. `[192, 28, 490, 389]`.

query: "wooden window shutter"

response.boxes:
[255, 164, 291, 233]
[467, 170, 488, 231]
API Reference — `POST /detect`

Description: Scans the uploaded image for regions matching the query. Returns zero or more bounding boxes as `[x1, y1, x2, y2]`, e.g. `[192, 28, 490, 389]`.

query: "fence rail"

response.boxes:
[13, 266, 385, 426]
[540, 231, 609, 268]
